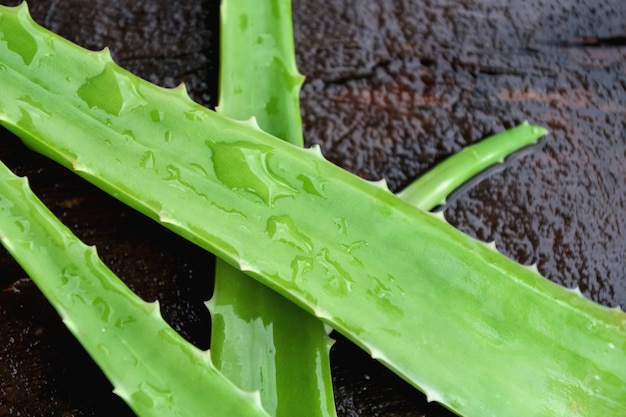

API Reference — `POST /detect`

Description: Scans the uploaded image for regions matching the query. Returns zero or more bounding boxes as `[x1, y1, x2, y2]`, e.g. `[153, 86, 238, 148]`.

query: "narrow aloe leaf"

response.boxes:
[217, 0, 304, 146]
[1, 5, 625, 417]
[211, 1, 336, 416]
[0, 160, 269, 417]
[398, 122, 546, 210]
[210, 261, 336, 416]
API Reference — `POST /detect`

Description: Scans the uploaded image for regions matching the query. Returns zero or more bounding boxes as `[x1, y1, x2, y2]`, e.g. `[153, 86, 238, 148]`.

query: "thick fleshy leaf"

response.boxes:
[0, 5, 624, 417]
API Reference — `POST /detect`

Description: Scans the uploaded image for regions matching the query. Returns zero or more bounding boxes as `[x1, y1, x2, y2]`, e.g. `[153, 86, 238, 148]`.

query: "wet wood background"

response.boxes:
[0, 0, 624, 415]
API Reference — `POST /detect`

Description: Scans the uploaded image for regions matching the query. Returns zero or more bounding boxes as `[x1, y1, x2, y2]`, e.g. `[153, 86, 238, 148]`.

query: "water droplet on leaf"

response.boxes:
[78, 65, 124, 116]
[1, 13, 38, 65]
[209, 140, 296, 206]
[266, 215, 314, 253]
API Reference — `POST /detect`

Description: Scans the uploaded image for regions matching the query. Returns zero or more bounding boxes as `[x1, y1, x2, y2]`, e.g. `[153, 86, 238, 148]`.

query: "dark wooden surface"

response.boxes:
[0, 1, 624, 416]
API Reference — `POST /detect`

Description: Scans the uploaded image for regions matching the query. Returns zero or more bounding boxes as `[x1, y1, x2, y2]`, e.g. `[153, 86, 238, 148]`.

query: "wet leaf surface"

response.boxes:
[0, 0, 624, 416]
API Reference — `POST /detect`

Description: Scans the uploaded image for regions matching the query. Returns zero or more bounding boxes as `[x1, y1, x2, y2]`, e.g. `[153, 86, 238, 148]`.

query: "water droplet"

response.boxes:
[122, 129, 137, 143]
[131, 382, 174, 411]
[266, 215, 313, 253]
[297, 174, 325, 197]
[367, 274, 403, 319]
[184, 108, 207, 121]
[162, 164, 209, 200]
[264, 96, 279, 115]
[209, 140, 296, 206]
[166, 164, 183, 180]
[1, 13, 38, 65]
[77, 63, 145, 116]
[27, 240, 47, 256]
[114, 315, 136, 329]
[189, 163, 209, 178]
[339, 240, 368, 267]
[13, 218, 29, 234]
[164, 131, 174, 143]
[77, 64, 124, 116]
[59, 270, 70, 286]
[131, 385, 155, 409]
[60, 265, 87, 304]
[139, 151, 156, 169]
[92, 296, 111, 323]
[290, 255, 314, 282]
[150, 110, 164, 122]
[17, 95, 51, 115]
[16, 97, 50, 133]
[317, 248, 354, 295]
[333, 217, 349, 236]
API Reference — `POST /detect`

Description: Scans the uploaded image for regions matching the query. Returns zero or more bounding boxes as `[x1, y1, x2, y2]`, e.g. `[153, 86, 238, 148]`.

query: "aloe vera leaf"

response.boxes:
[214, 0, 543, 413]
[1, 6, 625, 417]
[0, 161, 270, 417]
[210, 1, 336, 416]
[214, 0, 544, 413]
[217, 0, 304, 146]
[398, 122, 546, 210]
[210, 261, 336, 417]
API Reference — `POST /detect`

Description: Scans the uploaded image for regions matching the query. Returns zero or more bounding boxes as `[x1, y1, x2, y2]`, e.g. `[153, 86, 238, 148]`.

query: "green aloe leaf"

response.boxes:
[0, 4, 624, 417]
[210, 1, 336, 416]
[213, 1, 544, 415]
[0, 160, 270, 417]
[398, 122, 545, 211]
